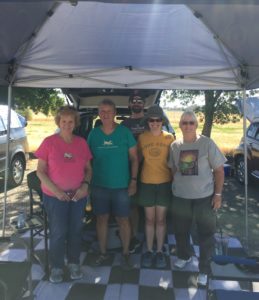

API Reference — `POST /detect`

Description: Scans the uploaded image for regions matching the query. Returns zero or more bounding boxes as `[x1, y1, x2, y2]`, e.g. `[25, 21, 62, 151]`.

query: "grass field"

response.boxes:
[166, 111, 244, 156]
[26, 111, 244, 156]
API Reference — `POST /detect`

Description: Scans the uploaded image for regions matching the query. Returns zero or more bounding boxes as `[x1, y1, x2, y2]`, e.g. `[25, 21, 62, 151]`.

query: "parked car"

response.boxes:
[234, 121, 259, 184]
[0, 105, 29, 187]
[234, 97, 259, 184]
[62, 88, 176, 138]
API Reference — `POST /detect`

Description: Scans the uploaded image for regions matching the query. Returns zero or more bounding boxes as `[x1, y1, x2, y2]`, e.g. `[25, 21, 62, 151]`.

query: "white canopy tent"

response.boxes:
[0, 0, 255, 246]
[1, 1, 259, 90]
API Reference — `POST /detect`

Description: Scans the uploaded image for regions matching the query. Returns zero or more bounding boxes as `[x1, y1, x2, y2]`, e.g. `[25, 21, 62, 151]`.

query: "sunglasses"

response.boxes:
[131, 99, 144, 104]
[181, 121, 195, 125]
[148, 118, 163, 123]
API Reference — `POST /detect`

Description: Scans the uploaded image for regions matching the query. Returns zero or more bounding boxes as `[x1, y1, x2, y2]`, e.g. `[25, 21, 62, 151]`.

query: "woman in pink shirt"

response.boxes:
[35, 106, 92, 284]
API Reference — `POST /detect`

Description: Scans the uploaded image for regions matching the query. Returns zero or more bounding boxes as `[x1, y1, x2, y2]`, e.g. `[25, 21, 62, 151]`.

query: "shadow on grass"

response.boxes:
[220, 177, 259, 256]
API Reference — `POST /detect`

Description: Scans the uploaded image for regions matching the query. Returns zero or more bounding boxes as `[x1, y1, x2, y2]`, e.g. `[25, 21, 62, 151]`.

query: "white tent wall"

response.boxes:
[0, 0, 255, 248]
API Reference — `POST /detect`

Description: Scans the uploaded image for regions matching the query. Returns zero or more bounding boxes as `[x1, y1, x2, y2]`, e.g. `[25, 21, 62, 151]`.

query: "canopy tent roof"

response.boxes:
[1, 0, 259, 90]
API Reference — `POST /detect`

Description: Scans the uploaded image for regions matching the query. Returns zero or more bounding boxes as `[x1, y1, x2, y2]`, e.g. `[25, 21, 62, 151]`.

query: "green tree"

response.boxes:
[162, 90, 241, 137]
[12, 87, 65, 115]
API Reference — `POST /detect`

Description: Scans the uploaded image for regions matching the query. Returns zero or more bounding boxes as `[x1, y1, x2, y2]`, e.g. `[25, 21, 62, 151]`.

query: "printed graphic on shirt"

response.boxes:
[103, 140, 113, 146]
[63, 152, 75, 162]
[149, 147, 161, 157]
[179, 150, 198, 175]
[143, 142, 170, 158]
[131, 124, 145, 139]
[98, 139, 117, 149]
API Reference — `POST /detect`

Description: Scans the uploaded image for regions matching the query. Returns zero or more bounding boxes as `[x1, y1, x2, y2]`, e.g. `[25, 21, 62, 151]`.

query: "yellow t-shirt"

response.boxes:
[138, 131, 174, 184]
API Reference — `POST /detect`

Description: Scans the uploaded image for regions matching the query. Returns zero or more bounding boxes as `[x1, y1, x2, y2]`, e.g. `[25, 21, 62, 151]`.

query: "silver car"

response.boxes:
[0, 105, 28, 187]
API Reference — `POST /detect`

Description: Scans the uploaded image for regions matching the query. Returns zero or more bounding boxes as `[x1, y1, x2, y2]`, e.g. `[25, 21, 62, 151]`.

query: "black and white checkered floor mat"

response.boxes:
[0, 230, 257, 300]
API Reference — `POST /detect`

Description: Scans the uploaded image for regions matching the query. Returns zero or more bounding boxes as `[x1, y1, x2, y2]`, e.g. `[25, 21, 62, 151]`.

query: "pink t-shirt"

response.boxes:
[35, 134, 92, 196]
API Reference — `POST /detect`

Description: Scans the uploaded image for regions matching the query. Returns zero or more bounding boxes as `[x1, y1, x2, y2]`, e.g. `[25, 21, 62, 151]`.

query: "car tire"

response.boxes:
[8, 155, 25, 187]
[235, 156, 246, 185]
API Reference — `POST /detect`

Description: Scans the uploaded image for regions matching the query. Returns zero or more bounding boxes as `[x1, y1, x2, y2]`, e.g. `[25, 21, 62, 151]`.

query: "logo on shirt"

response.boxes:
[149, 148, 161, 157]
[103, 140, 113, 146]
[179, 150, 198, 175]
[64, 152, 75, 162]
[64, 152, 73, 159]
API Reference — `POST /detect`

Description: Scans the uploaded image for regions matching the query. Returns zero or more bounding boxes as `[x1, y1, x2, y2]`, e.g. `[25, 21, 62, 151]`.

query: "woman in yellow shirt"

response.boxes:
[138, 105, 174, 268]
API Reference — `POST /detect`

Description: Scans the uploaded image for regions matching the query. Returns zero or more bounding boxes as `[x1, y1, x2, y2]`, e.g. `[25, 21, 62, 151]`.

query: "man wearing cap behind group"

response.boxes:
[121, 93, 146, 253]
[138, 105, 175, 268]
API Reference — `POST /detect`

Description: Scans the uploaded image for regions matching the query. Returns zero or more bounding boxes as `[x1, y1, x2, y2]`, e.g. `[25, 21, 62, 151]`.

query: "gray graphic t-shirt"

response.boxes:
[168, 135, 226, 199]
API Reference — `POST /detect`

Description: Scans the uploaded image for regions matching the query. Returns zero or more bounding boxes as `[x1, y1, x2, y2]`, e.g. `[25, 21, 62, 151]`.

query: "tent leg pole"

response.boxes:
[1, 85, 12, 237]
[242, 89, 248, 253]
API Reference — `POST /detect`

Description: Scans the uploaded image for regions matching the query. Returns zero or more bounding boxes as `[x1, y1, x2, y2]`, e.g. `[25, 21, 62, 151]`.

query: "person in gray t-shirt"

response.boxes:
[168, 110, 226, 286]
[121, 94, 146, 253]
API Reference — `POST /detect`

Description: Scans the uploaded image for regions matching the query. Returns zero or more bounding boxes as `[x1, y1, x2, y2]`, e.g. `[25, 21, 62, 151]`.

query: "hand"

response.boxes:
[71, 184, 89, 202]
[128, 180, 137, 196]
[55, 190, 70, 202]
[212, 194, 222, 211]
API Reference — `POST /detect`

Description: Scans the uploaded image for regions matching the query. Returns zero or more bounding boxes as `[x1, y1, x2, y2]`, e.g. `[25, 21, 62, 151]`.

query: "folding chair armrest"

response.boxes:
[212, 255, 257, 266]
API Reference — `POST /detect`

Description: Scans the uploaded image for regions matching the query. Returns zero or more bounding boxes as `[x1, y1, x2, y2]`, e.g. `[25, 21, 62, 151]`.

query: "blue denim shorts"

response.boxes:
[91, 186, 130, 217]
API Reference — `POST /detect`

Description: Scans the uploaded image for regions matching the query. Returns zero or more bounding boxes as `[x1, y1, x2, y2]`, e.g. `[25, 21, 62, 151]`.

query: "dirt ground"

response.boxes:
[0, 158, 259, 257]
[220, 176, 259, 257]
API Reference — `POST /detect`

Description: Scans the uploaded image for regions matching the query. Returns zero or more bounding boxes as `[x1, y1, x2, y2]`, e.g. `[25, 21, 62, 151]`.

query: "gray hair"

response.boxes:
[98, 98, 116, 112]
[180, 110, 198, 125]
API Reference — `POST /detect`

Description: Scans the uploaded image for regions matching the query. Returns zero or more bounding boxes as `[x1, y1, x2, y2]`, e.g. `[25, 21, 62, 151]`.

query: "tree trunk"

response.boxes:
[201, 91, 221, 137]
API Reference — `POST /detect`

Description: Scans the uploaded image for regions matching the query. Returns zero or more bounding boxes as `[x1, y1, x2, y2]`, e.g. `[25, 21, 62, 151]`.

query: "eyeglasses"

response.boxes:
[148, 118, 163, 123]
[131, 99, 144, 104]
[181, 121, 195, 126]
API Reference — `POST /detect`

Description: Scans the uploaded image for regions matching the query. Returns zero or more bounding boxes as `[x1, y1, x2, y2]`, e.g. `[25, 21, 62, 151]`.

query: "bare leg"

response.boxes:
[144, 207, 155, 252]
[116, 216, 131, 255]
[155, 206, 167, 252]
[96, 214, 109, 254]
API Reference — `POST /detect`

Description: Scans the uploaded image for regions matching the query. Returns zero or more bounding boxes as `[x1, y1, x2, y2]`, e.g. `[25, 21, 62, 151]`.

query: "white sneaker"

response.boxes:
[174, 257, 192, 269]
[49, 268, 63, 283]
[197, 273, 208, 286]
[68, 263, 83, 280]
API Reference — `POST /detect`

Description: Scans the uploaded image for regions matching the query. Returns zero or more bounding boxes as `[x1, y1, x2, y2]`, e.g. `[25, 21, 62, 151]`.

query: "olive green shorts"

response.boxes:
[138, 182, 172, 207]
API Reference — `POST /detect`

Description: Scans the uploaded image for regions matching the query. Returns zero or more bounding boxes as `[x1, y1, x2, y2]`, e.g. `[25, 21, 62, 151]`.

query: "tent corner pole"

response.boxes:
[1, 85, 12, 237]
[242, 88, 249, 253]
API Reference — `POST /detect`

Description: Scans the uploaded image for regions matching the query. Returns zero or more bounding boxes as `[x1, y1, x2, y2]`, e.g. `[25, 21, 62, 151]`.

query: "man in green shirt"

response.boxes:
[88, 99, 138, 269]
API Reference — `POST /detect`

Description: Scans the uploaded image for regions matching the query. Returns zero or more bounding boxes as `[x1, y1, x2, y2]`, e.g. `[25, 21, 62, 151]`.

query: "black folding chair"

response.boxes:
[27, 170, 49, 278]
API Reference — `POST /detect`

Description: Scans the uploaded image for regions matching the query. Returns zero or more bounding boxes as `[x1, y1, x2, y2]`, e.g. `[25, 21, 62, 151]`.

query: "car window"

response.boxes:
[0, 117, 6, 134]
[255, 124, 259, 141]
[0, 107, 22, 129]
[247, 123, 258, 139]
[17, 113, 27, 127]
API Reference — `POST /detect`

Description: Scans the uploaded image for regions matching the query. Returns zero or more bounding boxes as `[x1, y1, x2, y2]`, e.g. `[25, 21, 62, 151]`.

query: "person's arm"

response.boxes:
[36, 159, 70, 201]
[128, 145, 139, 196]
[211, 165, 225, 210]
[168, 143, 176, 178]
[73, 160, 92, 201]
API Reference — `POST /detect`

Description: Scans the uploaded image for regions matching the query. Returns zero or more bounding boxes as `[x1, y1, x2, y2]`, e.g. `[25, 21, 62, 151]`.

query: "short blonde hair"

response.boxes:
[180, 110, 198, 125]
[55, 106, 80, 127]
